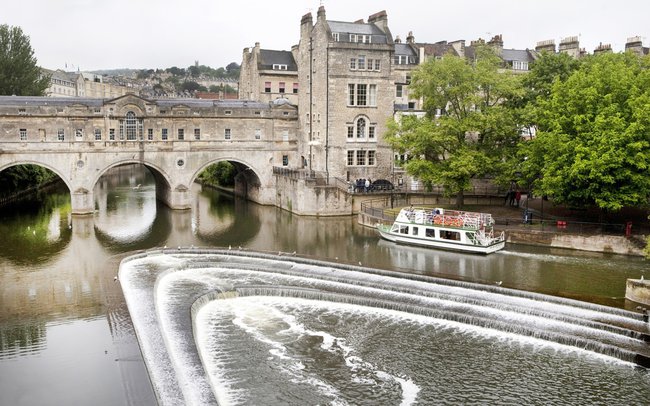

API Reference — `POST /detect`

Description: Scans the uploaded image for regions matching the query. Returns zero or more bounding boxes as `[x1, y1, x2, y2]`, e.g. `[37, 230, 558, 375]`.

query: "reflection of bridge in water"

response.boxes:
[121, 249, 650, 405]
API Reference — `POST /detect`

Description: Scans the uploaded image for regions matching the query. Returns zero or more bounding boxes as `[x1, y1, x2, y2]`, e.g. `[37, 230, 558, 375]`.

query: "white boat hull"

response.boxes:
[377, 226, 505, 255]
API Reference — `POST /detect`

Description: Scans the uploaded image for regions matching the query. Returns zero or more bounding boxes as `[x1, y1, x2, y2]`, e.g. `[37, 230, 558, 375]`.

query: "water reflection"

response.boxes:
[0, 163, 648, 406]
[0, 185, 72, 265]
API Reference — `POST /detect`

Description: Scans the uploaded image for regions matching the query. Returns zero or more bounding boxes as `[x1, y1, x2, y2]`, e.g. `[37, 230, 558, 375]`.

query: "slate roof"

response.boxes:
[0, 96, 103, 106]
[328, 20, 388, 44]
[0, 96, 270, 110]
[417, 42, 459, 58]
[395, 43, 417, 56]
[258, 50, 297, 71]
[501, 49, 536, 62]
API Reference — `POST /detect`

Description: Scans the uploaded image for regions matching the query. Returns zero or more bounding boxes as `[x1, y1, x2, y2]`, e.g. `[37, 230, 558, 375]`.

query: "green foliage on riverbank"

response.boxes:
[0, 165, 58, 199]
[520, 52, 650, 212]
[198, 162, 236, 188]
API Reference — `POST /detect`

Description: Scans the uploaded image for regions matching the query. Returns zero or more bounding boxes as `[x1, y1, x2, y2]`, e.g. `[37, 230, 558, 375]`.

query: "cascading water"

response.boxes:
[120, 249, 650, 406]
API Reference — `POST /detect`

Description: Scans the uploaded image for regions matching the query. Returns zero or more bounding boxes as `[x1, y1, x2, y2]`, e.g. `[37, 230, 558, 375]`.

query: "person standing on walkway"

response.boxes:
[515, 190, 521, 208]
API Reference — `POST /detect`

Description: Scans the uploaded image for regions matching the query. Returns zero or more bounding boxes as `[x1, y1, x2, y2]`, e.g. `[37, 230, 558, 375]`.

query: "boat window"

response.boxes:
[441, 230, 461, 241]
[399, 225, 409, 234]
[412, 227, 418, 236]
[425, 228, 436, 238]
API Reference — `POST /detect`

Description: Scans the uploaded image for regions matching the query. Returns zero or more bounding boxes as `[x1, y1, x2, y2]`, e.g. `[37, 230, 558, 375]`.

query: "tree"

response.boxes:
[386, 46, 524, 206]
[503, 51, 583, 189]
[522, 52, 650, 212]
[199, 162, 236, 187]
[0, 24, 49, 96]
[180, 80, 206, 93]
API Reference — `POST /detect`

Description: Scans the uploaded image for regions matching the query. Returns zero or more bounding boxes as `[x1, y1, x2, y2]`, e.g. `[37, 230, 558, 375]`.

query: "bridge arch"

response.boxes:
[191, 157, 264, 200]
[0, 160, 73, 195]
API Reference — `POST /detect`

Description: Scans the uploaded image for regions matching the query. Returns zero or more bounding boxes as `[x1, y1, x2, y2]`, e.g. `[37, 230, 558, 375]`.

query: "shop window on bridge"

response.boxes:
[194, 128, 201, 140]
[147, 128, 153, 141]
[19, 129, 27, 141]
[224, 128, 231, 140]
[94, 129, 102, 141]
[255, 129, 261, 140]
[282, 155, 288, 166]
[109, 128, 115, 141]
[57, 129, 65, 141]
[75, 128, 83, 140]
[177, 129, 184, 140]
[162, 128, 168, 141]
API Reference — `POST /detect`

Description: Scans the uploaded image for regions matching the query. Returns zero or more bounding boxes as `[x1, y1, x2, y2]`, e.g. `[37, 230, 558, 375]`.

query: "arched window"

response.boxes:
[356, 117, 366, 139]
[119, 111, 144, 141]
[125, 111, 137, 140]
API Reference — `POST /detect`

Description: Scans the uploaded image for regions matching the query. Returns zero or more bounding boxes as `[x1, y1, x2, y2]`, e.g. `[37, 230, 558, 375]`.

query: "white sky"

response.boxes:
[2, 0, 648, 72]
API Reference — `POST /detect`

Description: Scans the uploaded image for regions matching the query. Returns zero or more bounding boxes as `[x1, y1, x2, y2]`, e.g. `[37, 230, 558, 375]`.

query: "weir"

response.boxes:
[120, 249, 650, 405]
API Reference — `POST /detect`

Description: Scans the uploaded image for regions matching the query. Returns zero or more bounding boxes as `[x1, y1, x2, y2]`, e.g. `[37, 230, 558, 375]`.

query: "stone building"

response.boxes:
[240, 43, 299, 105]
[240, 7, 546, 190]
[295, 8, 397, 185]
[625, 36, 649, 56]
[43, 69, 131, 99]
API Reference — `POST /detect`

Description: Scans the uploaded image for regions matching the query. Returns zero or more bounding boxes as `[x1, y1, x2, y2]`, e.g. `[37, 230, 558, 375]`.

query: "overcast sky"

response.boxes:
[3, 0, 649, 72]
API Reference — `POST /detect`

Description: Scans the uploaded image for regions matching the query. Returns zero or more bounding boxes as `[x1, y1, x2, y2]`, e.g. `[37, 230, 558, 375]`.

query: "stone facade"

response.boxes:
[240, 43, 299, 105]
[297, 8, 397, 184]
[43, 69, 132, 99]
[0, 94, 300, 213]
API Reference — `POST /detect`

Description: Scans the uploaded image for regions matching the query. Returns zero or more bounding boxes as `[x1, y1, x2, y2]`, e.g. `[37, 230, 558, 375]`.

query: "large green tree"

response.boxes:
[386, 46, 524, 205]
[521, 52, 650, 212]
[0, 24, 49, 96]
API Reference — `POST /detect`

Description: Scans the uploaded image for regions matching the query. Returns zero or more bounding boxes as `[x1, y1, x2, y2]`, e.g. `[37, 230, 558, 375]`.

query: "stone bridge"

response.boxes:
[0, 94, 300, 214]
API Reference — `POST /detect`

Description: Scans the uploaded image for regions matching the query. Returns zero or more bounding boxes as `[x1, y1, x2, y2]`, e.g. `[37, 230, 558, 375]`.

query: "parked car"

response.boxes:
[371, 179, 394, 191]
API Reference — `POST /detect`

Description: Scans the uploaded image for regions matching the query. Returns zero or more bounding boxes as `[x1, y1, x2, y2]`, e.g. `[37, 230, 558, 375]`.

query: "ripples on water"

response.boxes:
[120, 250, 650, 406]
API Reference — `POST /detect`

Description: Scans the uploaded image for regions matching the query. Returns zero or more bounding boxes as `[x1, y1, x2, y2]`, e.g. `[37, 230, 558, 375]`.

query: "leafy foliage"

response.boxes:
[199, 162, 236, 187]
[0, 24, 50, 96]
[522, 52, 650, 211]
[0, 165, 57, 199]
[386, 46, 524, 203]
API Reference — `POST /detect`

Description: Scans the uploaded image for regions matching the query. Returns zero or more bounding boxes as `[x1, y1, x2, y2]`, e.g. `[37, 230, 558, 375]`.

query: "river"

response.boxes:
[0, 164, 648, 405]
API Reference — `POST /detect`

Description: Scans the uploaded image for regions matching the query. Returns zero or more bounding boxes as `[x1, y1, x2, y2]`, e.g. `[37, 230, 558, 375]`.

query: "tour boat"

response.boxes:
[376, 207, 506, 254]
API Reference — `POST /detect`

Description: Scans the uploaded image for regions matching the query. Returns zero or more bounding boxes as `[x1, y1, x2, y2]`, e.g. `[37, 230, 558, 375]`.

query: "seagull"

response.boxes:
[292, 251, 296, 256]
[239, 246, 242, 250]
[278, 251, 282, 256]
[113, 276, 118, 282]
[641, 275, 645, 281]
[335, 257, 339, 261]
[495, 281, 503, 286]
[132, 184, 141, 190]
[358, 261, 362, 266]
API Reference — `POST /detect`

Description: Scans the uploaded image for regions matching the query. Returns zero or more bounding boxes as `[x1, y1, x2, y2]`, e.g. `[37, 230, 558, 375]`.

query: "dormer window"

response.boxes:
[332, 33, 340, 41]
[273, 64, 288, 70]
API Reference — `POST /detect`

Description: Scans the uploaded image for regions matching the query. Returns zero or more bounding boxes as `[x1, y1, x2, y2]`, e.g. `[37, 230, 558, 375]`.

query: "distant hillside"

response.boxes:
[89, 68, 139, 77]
